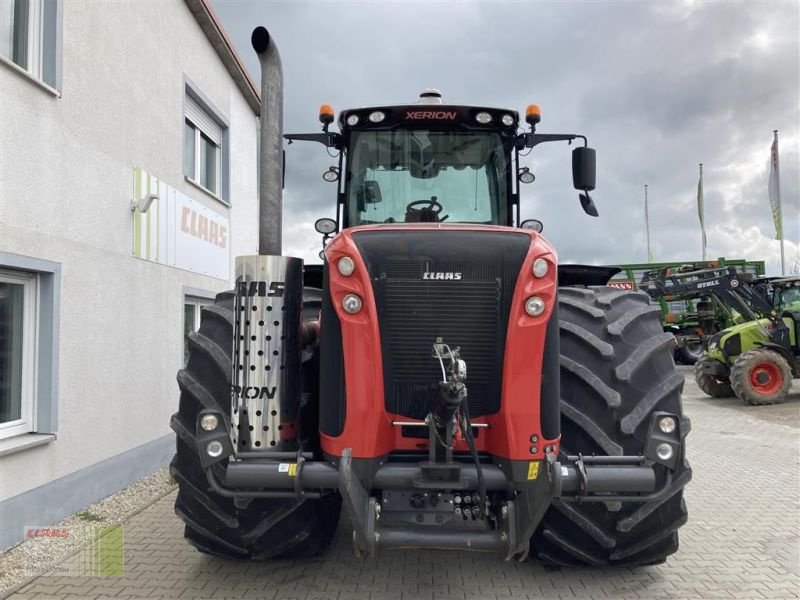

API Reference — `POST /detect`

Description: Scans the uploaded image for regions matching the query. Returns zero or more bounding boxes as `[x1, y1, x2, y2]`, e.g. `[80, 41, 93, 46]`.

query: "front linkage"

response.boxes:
[196, 407, 686, 559]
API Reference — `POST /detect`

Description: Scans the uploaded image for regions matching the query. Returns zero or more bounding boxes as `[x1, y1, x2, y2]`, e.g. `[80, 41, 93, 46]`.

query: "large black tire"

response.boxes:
[730, 349, 793, 405]
[674, 341, 703, 365]
[170, 291, 341, 560]
[694, 355, 734, 398]
[531, 286, 691, 566]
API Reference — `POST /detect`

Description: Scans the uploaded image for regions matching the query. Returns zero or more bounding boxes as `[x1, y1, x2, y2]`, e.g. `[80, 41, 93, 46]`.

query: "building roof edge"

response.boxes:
[184, 0, 261, 115]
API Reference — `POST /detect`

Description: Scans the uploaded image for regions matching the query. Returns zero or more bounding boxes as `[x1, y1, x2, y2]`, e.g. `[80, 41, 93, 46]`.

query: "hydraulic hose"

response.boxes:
[460, 399, 486, 520]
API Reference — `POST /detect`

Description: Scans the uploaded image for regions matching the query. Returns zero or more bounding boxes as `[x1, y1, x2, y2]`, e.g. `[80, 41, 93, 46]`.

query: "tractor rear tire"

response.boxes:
[730, 349, 793, 405]
[694, 355, 734, 398]
[170, 290, 341, 560]
[531, 286, 691, 567]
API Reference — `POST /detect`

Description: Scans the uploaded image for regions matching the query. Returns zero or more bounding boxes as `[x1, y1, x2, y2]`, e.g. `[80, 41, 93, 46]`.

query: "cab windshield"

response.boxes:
[776, 286, 800, 311]
[346, 129, 510, 226]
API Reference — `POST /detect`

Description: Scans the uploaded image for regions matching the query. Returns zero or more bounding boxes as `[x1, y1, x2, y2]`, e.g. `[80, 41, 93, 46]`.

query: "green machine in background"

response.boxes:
[609, 258, 766, 364]
[695, 277, 800, 405]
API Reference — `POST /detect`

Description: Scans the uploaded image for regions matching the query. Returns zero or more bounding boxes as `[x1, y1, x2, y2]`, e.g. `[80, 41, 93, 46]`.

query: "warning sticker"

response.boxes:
[278, 463, 298, 477]
[527, 462, 540, 480]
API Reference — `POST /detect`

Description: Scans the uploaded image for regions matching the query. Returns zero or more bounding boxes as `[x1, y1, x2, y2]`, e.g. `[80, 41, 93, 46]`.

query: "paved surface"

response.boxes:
[6, 367, 800, 600]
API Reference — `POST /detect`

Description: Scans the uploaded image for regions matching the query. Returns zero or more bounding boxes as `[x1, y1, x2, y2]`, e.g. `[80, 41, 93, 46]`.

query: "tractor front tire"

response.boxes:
[674, 342, 703, 365]
[694, 356, 734, 398]
[730, 349, 793, 405]
[170, 291, 341, 560]
[531, 286, 691, 567]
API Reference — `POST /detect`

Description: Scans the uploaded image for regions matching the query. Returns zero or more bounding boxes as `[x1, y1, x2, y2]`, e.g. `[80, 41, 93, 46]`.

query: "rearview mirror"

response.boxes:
[363, 180, 383, 204]
[572, 146, 596, 192]
[579, 193, 599, 217]
[356, 180, 383, 211]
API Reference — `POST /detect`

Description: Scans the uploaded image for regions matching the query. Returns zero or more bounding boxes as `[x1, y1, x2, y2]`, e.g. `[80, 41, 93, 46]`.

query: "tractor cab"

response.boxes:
[771, 277, 800, 313]
[286, 90, 597, 240]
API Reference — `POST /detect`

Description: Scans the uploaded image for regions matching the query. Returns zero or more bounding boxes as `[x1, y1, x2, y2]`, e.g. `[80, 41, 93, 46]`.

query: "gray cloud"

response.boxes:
[213, 0, 799, 274]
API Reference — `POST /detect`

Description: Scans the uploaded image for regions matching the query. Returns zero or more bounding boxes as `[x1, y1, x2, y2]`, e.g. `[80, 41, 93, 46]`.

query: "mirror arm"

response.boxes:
[517, 133, 588, 149]
[284, 132, 343, 150]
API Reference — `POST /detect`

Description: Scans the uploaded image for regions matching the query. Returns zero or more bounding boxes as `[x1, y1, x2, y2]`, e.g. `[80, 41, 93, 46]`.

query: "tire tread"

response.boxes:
[532, 286, 690, 567]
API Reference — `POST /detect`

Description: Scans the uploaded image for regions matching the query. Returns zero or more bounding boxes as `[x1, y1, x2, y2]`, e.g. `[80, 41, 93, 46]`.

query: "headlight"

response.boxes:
[475, 111, 492, 124]
[658, 416, 676, 434]
[338, 256, 355, 276]
[368, 111, 385, 123]
[656, 443, 674, 461]
[532, 258, 549, 278]
[346, 114, 359, 126]
[200, 414, 219, 432]
[525, 296, 545, 316]
[501, 114, 514, 126]
[342, 294, 362, 314]
[206, 441, 224, 458]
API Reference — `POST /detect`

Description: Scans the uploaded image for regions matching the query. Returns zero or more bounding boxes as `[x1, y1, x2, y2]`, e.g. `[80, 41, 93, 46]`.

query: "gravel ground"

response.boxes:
[0, 468, 176, 597]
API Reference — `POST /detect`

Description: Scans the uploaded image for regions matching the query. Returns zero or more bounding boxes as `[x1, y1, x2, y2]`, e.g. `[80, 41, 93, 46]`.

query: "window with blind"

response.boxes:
[184, 89, 228, 202]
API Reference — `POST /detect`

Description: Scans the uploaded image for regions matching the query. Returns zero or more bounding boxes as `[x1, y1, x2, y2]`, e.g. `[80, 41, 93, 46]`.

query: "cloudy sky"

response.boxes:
[212, 0, 799, 275]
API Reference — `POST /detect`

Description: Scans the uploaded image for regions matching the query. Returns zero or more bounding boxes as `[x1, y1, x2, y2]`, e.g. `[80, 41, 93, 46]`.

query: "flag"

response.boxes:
[697, 164, 707, 260]
[768, 132, 782, 240]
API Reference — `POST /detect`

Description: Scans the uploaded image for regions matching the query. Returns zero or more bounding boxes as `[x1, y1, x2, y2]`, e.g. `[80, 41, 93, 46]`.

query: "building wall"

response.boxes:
[0, 0, 258, 513]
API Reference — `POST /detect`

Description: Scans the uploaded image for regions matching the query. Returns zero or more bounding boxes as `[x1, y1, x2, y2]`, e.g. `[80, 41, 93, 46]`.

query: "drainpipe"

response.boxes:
[251, 26, 283, 256]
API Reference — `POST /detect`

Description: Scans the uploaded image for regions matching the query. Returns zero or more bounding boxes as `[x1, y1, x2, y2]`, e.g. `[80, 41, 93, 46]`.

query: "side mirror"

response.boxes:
[580, 193, 599, 217]
[573, 147, 598, 217]
[520, 219, 544, 233]
[572, 146, 596, 191]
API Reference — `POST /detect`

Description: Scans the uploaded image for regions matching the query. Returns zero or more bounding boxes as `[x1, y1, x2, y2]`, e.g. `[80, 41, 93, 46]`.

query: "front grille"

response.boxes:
[378, 278, 500, 418]
[353, 230, 530, 420]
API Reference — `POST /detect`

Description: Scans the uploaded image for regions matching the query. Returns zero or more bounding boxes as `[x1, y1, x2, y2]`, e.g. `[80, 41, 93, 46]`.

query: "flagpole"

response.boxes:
[774, 130, 785, 275]
[644, 184, 652, 263]
[699, 163, 706, 261]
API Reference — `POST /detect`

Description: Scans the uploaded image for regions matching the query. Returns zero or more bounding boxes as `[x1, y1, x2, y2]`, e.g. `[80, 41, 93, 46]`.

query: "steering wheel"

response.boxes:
[404, 197, 449, 223]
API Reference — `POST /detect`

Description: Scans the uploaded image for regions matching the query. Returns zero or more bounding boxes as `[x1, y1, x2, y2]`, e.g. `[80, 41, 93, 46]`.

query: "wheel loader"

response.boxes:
[170, 26, 691, 565]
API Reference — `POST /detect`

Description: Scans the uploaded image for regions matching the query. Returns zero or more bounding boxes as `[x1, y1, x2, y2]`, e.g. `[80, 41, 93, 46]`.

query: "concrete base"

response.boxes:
[0, 434, 174, 552]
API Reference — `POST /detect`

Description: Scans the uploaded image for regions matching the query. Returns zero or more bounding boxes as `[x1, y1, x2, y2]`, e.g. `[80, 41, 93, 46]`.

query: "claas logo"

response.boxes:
[237, 281, 285, 297]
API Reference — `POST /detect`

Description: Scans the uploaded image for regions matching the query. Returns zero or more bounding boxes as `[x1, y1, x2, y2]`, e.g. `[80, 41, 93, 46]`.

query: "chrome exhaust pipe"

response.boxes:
[251, 26, 283, 256]
[233, 29, 303, 454]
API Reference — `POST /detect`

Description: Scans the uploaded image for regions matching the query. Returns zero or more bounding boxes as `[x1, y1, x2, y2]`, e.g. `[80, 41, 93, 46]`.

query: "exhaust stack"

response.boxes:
[229, 28, 302, 456]
[251, 26, 284, 256]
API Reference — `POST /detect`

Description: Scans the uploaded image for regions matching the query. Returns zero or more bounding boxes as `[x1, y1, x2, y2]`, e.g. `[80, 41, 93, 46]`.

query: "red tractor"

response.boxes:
[170, 27, 690, 565]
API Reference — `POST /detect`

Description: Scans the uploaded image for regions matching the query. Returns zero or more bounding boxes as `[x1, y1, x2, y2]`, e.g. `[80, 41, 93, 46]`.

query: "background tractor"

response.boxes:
[694, 276, 800, 404]
[639, 265, 773, 365]
[169, 26, 691, 565]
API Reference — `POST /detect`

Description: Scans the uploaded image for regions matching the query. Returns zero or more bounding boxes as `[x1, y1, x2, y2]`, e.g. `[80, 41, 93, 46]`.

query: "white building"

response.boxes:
[0, 0, 261, 550]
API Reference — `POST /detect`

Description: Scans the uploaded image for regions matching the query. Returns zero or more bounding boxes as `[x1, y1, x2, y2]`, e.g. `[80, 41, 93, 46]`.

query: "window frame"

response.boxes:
[182, 290, 215, 367]
[0, 268, 39, 440]
[182, 78, 230, 205]
[344, 129, 510, 227]
[184, 119, 221, 197]
[0, 0, 62, 92]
